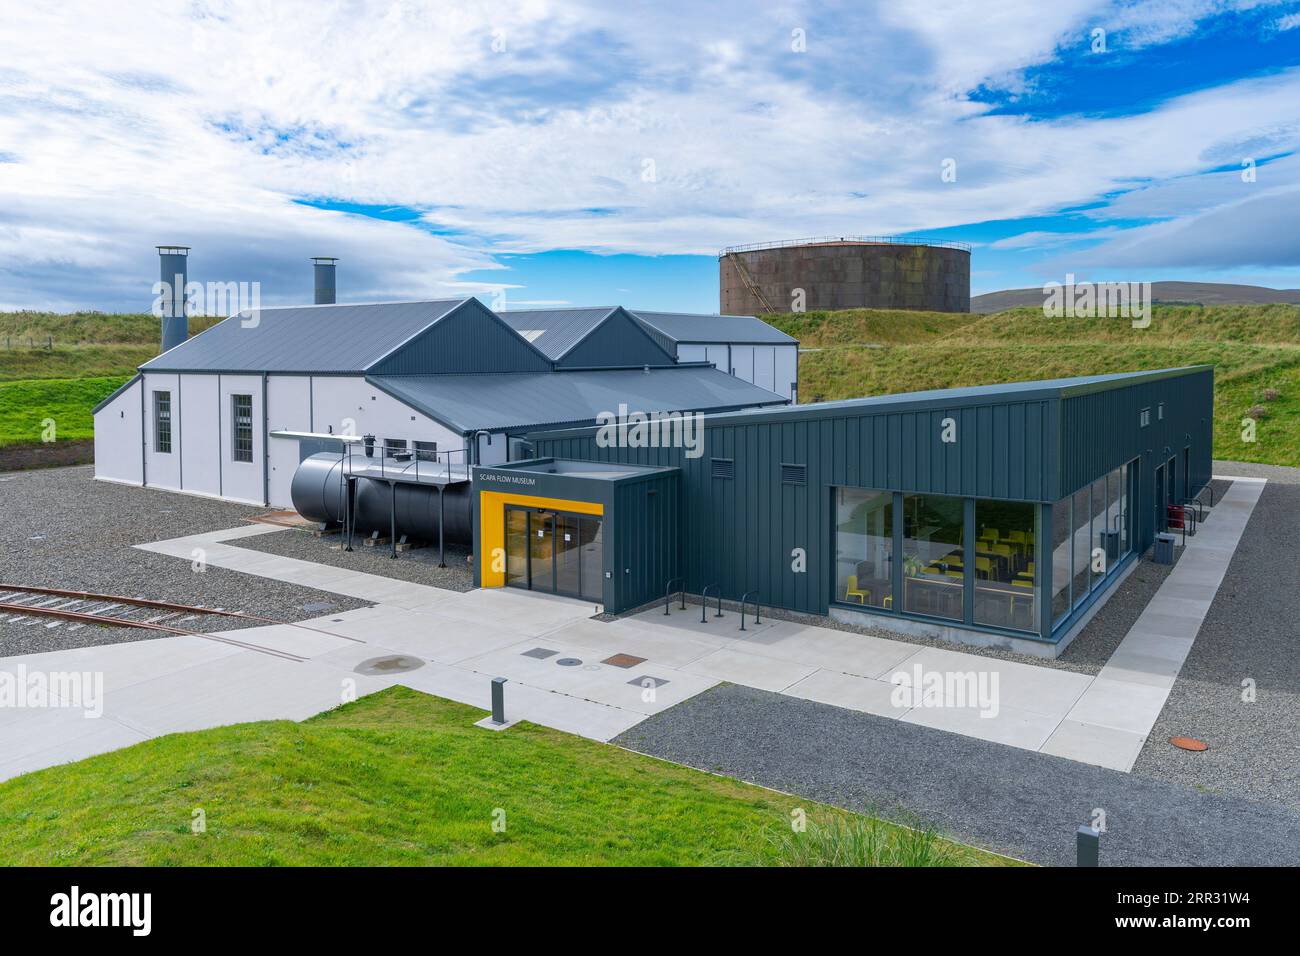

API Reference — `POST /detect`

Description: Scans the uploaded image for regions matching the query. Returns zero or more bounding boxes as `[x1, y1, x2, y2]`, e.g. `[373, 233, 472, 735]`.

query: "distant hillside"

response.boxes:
[971, 281, 1300, 313]
[765, 302, 1300, 469]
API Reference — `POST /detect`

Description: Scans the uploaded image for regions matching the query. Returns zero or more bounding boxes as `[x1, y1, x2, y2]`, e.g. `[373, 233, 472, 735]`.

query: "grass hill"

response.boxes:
[971, 281, 1300, 313]
[1, 305, 1296, 468]
[767, 303, 1299, 468]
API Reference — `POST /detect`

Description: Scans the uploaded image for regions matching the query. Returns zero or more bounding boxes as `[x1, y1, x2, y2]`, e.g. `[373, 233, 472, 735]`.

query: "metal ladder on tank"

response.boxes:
[724, 252, 776, 314]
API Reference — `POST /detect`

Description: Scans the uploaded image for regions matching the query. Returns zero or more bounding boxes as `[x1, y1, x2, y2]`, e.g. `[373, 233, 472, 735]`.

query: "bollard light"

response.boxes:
[1076, 824, 1100, 867]
[491, 676, 507, 725]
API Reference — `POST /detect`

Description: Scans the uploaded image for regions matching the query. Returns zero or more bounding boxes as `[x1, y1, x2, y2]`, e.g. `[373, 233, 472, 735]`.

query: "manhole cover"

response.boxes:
[1170, 736, 1208, 752]
[628, 675, 670, 688]
[556, 657, 582, 667]
[521, 647, 559, 659]
[602, 653, 647, 669]
[354, 655, 425, 675]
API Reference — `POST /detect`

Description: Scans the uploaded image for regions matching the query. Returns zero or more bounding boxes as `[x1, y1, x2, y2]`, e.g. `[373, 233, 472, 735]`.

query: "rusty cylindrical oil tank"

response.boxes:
[719, 237, 970, 314]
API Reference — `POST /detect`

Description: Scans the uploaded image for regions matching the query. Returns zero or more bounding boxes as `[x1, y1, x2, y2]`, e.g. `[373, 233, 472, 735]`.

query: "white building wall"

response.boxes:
[92, 376, 143, 484]
[675, 342, 798, 400]
[179, 374, 220, 497]
[216, 375, 265, 504]
[142, 372, 181, 491]
[266, 375, 312, 508]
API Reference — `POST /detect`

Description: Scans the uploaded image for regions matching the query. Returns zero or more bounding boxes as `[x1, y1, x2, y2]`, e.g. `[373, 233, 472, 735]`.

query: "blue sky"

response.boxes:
[2, 0, 1300, 313]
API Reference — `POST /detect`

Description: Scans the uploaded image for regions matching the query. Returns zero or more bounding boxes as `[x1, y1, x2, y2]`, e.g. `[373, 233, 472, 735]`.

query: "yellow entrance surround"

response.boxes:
[479, 490, 604, 587]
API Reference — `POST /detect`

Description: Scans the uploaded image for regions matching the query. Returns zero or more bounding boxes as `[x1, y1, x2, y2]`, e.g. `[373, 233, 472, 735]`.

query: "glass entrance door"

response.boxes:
[505, 507, 604, 602]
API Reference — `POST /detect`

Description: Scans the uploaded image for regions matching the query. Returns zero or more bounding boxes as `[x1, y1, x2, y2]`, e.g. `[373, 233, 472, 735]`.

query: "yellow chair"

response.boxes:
[1006, 530, 1027, 547]
[975, 556, 993, 579]
[991, 543, 1013, 559]
[1012, 578, 1034, 589]
[981, 529, 1000, 543]
[845, 574, 869, 605]
[945, 569, 963, 580]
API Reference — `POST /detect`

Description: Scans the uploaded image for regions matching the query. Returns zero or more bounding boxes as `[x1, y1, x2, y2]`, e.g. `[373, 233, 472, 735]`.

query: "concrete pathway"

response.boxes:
[0, 476, 1261, 781]
[1041, 475, 1266, 770]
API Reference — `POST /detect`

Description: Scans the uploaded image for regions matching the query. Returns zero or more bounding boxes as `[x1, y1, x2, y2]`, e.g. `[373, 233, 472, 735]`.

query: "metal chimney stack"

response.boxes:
[156, 245, 190, 353]
[312, 257, 338, 304]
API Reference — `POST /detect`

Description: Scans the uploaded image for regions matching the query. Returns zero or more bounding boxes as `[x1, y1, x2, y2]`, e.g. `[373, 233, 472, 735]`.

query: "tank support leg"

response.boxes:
[438, 487, 446, 568]
[390, 481, 397, 559]
[344, 476, 356, 552]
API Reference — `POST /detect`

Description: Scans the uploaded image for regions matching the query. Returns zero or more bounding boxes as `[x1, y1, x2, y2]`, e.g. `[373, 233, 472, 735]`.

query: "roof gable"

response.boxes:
[366, 298, 552, 375]
[630, 310, 797, 346]
[555, 307, 676, 368]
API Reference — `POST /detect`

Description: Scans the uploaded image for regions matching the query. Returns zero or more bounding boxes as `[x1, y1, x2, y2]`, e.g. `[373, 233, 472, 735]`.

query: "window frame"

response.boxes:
[231, 393, 253, 463]
[153, 390, 172, 454]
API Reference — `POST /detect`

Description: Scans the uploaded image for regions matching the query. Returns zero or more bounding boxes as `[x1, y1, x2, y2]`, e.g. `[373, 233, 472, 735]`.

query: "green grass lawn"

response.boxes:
[0, 687, 1013, 866]
[0, 375, 130, 447]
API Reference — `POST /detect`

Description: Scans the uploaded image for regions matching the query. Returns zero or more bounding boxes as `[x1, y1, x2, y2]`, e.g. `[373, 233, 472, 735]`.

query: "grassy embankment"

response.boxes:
[0, 686, 1014, 866]
[768, 303, 1300, 468]
[0, 311, 220, 447]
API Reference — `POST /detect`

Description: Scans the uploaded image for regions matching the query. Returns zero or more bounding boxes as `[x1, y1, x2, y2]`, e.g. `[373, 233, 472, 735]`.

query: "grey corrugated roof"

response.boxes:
[630, 310, 797, 346]
[140, 299, 469, 373]
[495, 307, 618, 360]
[527, 366, 1212, 437]
[368, 366, 789, 433]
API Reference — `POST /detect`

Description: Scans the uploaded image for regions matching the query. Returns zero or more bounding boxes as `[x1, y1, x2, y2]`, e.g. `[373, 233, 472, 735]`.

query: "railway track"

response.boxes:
[0, 584, 363, 661]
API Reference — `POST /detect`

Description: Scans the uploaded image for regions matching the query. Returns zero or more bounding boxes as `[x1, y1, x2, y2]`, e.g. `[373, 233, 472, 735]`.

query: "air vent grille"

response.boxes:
[781, 463, 807, 485]
[711, 457, 735, 480]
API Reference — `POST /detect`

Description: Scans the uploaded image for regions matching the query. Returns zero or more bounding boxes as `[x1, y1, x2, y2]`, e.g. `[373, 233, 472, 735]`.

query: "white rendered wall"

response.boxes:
[217, 375, 265, 504]
[179, 374, 220, 497]
[266, 375, 312, 508]
[142, 372, 181, 492]
[674, 342, 798, 400]
[92, 376, 143, 484]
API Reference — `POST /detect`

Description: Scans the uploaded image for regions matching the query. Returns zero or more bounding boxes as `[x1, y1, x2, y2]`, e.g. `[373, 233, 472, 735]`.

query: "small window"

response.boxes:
[413, 440, 438, 462]
[1139, 407, 1151, 428]
[781, 463, 807, 485]
[711, 457, 734, 480]
[153, 391, 171, 454]
[383, 438, 408, 457]
[231, 394, 253, 463]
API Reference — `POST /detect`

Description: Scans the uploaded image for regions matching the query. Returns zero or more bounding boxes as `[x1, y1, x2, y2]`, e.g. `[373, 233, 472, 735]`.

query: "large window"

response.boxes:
[231, 394, 253, 463]
[1071, 485, 1091, 609]
[902, 493, 964, 620]
[153, 391, 171, 454]
[974, 500, 1037, 632]
[1052, 459, 1136, 631]
[835, 488, 893, 610]
[1051, 494, 1071, 624]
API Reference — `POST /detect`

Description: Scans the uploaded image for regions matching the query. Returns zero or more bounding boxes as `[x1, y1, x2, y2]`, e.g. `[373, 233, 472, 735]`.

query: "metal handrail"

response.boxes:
[664, 577, 685, 615]
[700, 584, 721, 623]
[739, 591, 761, 631]
[719, 235, 972, 256]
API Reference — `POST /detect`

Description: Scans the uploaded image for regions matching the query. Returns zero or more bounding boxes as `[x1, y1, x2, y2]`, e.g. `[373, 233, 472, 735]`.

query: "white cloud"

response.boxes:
[0, 0, 1298, 309]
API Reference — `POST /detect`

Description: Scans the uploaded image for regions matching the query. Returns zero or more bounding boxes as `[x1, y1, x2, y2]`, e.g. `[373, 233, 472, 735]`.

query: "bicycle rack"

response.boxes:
[700, 584, 722, 623]
[664, 577, 685, 615]
[739, 591, 761, 631]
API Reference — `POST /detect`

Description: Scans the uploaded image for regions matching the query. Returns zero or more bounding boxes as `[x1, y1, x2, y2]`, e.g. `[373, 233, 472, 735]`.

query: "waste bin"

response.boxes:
[1154, 532, 1175, 565]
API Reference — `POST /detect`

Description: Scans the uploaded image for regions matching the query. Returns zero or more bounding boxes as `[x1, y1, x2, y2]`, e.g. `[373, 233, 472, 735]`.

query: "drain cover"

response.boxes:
[628, 675, 670, 688]
[602, 653, 647, 669]
[556, 657, 583, 667]
[1170, 736, 1208, 752]
[522, 647, 559, 659]
[354, 655, 425, 675]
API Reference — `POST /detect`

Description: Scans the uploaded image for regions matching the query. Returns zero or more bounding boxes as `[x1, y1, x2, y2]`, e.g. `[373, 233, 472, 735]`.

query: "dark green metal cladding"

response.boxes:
[528, 366, 1214, 620]
[471, 459, 679, 613]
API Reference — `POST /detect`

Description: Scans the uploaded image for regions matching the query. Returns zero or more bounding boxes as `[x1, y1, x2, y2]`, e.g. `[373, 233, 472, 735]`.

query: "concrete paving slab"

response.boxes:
[901, 699, 1062, 751]
[1040, 718, 1148, 771]
[1064, 676, 1171, 735]
[681, 647, 818, 692]
[783, 668, 922, 718]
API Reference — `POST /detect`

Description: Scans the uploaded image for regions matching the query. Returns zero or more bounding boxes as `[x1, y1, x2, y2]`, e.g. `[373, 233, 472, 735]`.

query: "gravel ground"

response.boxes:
[230, 526, 475, 591]
[0, 465, 369, 655]
[614, 683, 1300, 866]
[1131, 461, 1300, 810]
